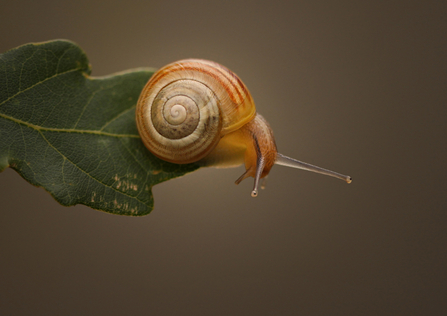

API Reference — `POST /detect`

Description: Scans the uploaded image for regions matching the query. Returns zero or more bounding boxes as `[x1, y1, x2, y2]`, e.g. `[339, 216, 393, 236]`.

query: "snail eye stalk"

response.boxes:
[275, 153, 352, 183]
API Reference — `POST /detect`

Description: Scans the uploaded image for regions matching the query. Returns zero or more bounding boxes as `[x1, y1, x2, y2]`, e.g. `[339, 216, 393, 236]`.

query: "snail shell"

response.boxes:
[136, 59, 256, 164]
[136, 59, 352, 197]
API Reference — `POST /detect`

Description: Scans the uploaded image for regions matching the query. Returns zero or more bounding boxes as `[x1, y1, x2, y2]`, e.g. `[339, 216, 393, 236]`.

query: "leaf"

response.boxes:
[0, 40, 199, 216]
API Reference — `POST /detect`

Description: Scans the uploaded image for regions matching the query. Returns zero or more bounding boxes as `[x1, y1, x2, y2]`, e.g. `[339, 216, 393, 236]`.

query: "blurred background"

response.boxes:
[1, 0, 446, 315]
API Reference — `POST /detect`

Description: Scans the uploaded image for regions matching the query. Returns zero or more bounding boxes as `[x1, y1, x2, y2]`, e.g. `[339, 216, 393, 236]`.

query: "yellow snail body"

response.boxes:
[136, 59, 351, 197]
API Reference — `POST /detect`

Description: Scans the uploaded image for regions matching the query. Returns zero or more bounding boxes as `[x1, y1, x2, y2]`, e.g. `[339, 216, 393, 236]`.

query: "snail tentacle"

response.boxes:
[275, 153, 352, 183]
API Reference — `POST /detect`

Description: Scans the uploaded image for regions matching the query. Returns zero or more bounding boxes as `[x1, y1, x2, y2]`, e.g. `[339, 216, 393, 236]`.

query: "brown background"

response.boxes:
[1, 0, 446, 315]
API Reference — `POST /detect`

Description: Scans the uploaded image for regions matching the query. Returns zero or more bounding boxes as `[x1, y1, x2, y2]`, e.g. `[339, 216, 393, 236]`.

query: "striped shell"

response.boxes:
[136, 59, 257, 164]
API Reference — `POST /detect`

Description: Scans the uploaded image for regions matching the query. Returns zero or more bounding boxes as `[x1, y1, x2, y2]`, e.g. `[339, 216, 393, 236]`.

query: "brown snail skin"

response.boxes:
[136, 59, 352, 197]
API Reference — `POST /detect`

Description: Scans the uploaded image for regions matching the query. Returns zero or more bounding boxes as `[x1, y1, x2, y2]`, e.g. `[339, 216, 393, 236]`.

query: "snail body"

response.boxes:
[136, 59, 351, 197]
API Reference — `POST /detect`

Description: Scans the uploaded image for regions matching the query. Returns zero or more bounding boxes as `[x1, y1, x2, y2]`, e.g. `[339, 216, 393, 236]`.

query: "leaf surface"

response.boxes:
[0, 40, 198, 215]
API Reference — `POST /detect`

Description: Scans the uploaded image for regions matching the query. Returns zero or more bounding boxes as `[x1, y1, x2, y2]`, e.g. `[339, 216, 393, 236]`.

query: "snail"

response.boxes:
[136, 59, 352, 197]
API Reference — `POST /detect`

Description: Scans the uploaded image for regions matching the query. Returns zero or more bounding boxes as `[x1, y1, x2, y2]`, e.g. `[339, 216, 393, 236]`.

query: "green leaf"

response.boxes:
[0, 40, 199, 216]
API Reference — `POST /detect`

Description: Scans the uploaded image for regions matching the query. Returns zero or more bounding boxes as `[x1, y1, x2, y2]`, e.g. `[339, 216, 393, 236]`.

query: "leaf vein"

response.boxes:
[0, 112, 140, 138]
[99, 105, 136, 131]
[37, 129, 148, 204]
[119, 138, 151, 198]
[72, 88, 99, 129]
[0, 67, 82, 107]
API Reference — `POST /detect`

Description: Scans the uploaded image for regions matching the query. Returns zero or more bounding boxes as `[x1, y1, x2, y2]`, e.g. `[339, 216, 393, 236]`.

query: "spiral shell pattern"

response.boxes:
[136, 59, 256, 164]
